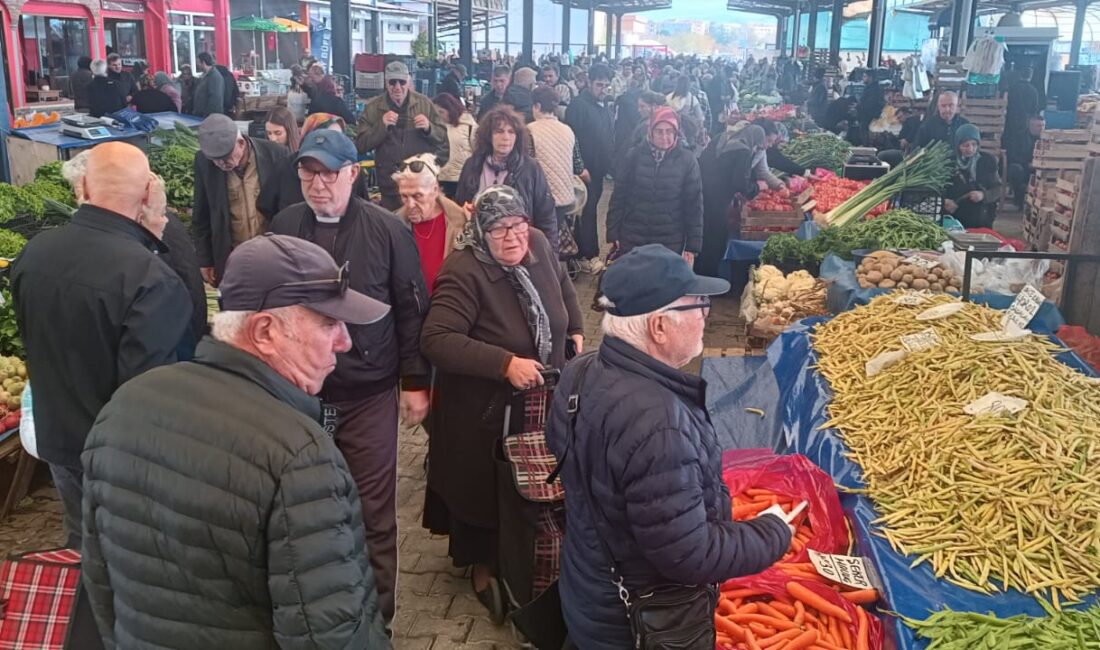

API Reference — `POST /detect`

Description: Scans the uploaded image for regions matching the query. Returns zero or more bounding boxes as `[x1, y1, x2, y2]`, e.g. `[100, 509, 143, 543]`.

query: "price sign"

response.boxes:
[809, 550, 884, 591]
[1001, 285, 1045, 332]
[901, 255, 940, 271]
[964, 392, 1028, 417]
[900, 327, 941, 353]
[892, 291, 930, 306]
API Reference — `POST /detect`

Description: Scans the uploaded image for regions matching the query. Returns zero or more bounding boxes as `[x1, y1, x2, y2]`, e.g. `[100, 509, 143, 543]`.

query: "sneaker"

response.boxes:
[578, 257, 605, 274]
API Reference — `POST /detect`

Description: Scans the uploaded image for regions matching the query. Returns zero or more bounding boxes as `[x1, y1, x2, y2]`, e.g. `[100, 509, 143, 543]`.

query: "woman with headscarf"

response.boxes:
[259, 113, 371, 215]
[943, 123, 1002, 228]
[154, 72, 182, 112]
[696, 124, 767, 276]
[454, 106, 559, 252]
[420, 185, 583, 623]
[130, 71, 180, 114]
[607, 107, 703, 263]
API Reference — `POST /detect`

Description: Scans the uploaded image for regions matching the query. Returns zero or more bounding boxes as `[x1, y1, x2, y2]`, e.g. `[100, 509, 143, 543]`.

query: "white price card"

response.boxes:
[916, 301, 966, 321]
[900, 328, 942, 352]
[808, 550, 884, 592]
[1001, 285, 1045, 332]
[901, 255, 940, 271]
[891, 291, 931, 306]
[963, 392, 1029, 417]
[970, 327, 1031, 342]
[866, 349, 909, 377]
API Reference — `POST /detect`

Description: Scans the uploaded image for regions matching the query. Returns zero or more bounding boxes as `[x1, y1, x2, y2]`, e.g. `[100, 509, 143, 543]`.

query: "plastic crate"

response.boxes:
[894, 190, 944, 223]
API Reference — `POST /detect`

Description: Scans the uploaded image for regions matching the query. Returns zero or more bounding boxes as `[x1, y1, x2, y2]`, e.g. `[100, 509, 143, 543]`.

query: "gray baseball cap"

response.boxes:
[197, 114, 240, 159]
[385, 61, 410, 81]
[219, 234, 390, 325]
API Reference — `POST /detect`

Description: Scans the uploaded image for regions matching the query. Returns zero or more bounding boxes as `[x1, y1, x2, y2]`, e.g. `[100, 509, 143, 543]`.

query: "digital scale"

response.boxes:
[844, 147, 890, 181]
[60, 115, 113, 140]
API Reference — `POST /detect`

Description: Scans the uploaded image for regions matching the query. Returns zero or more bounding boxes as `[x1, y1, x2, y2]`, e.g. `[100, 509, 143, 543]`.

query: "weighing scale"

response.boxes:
[844, 147, 890, 181]
[59, 115, 113, 140]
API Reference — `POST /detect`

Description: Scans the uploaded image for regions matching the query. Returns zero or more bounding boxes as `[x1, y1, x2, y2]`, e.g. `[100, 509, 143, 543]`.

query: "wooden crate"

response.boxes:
[934, 56, 967, 89]
[1063, 157, 1100, 332]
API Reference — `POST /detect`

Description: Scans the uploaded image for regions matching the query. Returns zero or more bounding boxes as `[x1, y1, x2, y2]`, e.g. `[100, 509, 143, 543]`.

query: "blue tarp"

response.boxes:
[701, 355, 783, 452]
[763, 316, 1098, 650]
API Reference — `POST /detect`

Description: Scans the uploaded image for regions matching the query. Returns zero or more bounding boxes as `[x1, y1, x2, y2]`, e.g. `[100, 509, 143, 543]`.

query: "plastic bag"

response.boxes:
[941, 243, 1050, 295]
[1057, 326, 1100, 372]
[721, 449, 849, 563]
[716, 570, 886, 650]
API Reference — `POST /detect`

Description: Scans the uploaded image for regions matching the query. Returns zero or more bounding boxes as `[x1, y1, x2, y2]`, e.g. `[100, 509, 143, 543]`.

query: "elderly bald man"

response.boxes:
[11, 141, 192, 549]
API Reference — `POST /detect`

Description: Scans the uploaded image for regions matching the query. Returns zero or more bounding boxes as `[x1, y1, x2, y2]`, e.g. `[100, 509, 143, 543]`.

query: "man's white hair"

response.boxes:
[599, 296, 686, 349]
[211, 306, 301, 343]
[91, 59, 108, 77]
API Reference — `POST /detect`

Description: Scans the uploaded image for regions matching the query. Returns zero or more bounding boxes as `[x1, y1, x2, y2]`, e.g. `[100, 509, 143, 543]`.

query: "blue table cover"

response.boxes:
[10, 113, 202, 149]
[767, 316, 1098, 649]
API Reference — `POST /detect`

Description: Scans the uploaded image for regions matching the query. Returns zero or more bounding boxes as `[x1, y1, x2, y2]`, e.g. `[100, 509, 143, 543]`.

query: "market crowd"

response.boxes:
[13, 47, 1036, 648]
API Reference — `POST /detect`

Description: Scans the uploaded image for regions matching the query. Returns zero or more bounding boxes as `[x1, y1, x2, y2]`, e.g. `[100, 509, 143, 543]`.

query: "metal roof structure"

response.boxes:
[435, 0, 509, 36]
[725, 0, 853, 18]
[893, 0, 1090, 15]
[549, 0, 672, 13]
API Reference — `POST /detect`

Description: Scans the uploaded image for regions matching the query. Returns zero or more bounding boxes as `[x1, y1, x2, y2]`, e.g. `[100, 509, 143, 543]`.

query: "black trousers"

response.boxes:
[577, 173, 604, 259]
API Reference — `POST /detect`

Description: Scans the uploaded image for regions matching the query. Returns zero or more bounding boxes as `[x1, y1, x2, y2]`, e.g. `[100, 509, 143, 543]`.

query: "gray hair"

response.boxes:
[599, 297, 685, 349]
[211, 306, 300, 343]
[390, 153, 440, 190]
[514, 67, 537, 89]
[61, 151, 92, 196]
[91, 59, 108, 77]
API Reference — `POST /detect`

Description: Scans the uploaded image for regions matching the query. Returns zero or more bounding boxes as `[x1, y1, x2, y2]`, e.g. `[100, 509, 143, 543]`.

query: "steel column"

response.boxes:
[949, 0, 974, 57]
[459, 0, 473, 72]
[588, 4, 596, 55]
[332, 0, 352, 76]
[615, 13, 623, 59]
[562, 1, 571, 55]
[604, 11, 613, 56]
[1070, 0, 1090, 66]
[807, 0, 819, 59]
[522, 0, 534, 63]
[867, 0, 887, 67]
[829, 0, 844, 65]
[791, 3, 802, 58]
[776, 15, 787, 56]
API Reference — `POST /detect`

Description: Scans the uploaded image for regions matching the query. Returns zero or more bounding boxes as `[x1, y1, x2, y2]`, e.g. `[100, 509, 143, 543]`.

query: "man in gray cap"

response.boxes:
[356, 60, 449, 210]
[270, 129, 431, 624]
[192, 113, 291, 286]
[82, 234, 393, 649]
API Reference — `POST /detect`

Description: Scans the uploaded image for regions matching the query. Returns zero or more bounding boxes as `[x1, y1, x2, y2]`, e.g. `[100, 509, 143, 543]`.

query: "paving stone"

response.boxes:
[447, 593, 488, 619]
[393, 637, 433, 650]
[410, 552, 465, 576]
[396, 588, 452, 617]
[400, 571, 437, 597]
[406, 613, 472, 642]
[467, 617, 521, 646]
[429, 571, 468, 596]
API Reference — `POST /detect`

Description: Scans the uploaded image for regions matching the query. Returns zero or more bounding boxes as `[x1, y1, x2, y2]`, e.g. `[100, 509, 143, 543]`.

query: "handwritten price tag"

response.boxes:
[1001, 285, 1045, 332]
[809, 550, 884, 591]
[892, 291, 930, 306]
[963, 392, 1028, 417]
[901, 255, 941, 271]
[900, 328, 941, 352]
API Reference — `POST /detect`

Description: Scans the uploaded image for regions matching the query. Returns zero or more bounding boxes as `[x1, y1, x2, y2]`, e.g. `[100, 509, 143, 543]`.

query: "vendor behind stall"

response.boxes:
[1006, 115, 1044, 209]
[756, 118, 809, 179]
[944, 124, 1001, 229]
[916, 91, 969, 148]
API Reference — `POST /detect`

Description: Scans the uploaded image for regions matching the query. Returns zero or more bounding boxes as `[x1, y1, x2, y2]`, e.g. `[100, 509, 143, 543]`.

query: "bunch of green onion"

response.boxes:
[825, 142, 954, 227]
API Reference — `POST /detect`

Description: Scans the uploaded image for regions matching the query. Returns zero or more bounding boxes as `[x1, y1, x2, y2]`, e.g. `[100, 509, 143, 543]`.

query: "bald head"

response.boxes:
[83, 142, 152, 220]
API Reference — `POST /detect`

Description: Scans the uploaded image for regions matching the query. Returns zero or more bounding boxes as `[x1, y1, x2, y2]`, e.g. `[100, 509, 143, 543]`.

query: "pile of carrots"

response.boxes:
[715, 582, 874, 650]
[731, 488, 814, 563]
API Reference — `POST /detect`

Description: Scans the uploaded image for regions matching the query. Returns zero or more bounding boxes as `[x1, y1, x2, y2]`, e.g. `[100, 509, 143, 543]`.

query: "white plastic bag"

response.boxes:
[18, 384, 37, 459]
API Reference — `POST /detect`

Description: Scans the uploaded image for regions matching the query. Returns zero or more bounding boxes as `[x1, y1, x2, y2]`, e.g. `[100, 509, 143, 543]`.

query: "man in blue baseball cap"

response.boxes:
[269, 129, 430, 625]
[546, 244, 792, 650]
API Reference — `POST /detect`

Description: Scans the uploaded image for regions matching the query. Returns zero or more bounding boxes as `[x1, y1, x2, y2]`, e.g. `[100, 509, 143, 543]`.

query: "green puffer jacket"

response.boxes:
[81, 338, 391, 650]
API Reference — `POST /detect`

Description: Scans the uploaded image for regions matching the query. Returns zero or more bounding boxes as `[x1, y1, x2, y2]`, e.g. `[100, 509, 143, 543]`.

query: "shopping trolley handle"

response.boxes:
[540, 368, 561, 385]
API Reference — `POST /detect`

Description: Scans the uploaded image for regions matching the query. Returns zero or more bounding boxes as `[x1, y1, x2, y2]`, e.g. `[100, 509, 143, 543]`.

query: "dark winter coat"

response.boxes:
[307, 89, 355, 124]
[565, 90, 615, 176]
[454, 151, 559, 252]
[191, 137, 292, 282]
[10, 204, 191, 468]
[88, 77, 126, 118]
[131, 87, 178, 114]
[947, 151, 1002, 229]
[916, 113, 970, 148]
[545, 337, 792, 650]
[160, 211, 208, 352]
[438, 72, 463, 99]
[608, 143, 704, 254]
[696, 135, 758, 276]
[269, 197, 431, 398]
[420, 230, 582, 528]
[191, 65, 225, 117]
[81, 338, 391, 650]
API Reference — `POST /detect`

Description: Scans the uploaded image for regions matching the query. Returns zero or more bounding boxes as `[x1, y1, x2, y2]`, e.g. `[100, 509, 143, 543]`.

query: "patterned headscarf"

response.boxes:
[455, 186, 552, 364]
[300, 113, 347, 141]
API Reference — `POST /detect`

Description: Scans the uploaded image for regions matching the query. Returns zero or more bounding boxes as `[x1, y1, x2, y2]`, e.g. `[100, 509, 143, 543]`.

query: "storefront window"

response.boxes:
[169, 11, 216, 73]
[105, 19, 146, 64]
[19, 15, 91, 91]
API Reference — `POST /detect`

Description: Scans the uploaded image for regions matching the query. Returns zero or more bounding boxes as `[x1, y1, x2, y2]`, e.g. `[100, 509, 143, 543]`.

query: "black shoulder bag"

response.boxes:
[554, 354, 718, 650]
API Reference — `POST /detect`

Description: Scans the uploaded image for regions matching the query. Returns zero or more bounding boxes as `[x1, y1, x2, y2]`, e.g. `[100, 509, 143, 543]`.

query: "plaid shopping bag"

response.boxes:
[0, 548, 81, 650]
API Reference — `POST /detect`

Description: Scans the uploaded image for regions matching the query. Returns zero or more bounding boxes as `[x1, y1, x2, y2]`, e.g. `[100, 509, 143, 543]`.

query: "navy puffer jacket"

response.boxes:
[607, 143, 704, 255]
[546, 337, 792, 650]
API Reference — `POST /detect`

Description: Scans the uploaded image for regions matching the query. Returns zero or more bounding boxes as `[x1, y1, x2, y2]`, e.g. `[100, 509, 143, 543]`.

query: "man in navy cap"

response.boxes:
[82, 234, 393, 649]
[270, 129, 430, 624]
[546, 245, 793, 650]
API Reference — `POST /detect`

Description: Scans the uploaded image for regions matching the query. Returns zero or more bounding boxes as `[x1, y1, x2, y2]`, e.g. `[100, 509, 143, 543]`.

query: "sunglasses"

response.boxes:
[396, 160, 437, 176]
[388, 79, 408, 86]
[258, 261, 350, 311]
[662, 297, 711, 317]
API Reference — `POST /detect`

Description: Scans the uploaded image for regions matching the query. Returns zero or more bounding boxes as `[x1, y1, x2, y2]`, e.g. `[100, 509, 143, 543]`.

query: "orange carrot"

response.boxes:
[744, 627, 763, 650]
[714, 614, 748, 642]
[756, 602, 792, 621]
[749, 621, 776, 637]
[718, 597, 739, 616]
[855, 605, 870, 650]
[838, 617, 853, 649]
[727, 614, 800, 631]
[758, 627, 804, 648]
[784, 629, 820, 650]
[768, 601, 797, 618]
[839, 588, 880, 605]
[786, 582, 852, 624]
[793, 600, 805, 626]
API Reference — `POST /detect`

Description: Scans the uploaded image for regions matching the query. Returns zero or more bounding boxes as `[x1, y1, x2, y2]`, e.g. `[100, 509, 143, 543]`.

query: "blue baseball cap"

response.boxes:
[295, 130, 358, 171]
[601, 244, 730, 317]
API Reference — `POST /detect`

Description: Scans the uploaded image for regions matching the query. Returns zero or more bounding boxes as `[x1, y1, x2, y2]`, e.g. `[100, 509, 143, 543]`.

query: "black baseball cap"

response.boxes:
[219, 234, 389, 325]
[601, 244, 729, 317]
[296, 130, 358, 172]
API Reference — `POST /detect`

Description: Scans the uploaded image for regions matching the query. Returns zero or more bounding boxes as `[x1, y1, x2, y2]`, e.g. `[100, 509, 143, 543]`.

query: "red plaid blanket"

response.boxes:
[0, 548, 81, 650]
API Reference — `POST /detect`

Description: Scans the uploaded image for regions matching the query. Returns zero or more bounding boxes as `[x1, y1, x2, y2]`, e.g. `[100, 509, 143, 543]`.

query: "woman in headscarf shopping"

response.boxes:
[607, 107, 703, 264]
[696, 124, 767, 276]
[419, 186, 584, 623]
[943, 123, 1002, 228]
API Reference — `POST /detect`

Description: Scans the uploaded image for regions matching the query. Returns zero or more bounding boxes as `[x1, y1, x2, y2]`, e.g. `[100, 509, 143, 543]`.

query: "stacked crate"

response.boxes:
[959, 97, 1008, 157]
[1024, 169, 1059, 250]
[1025, 130, 1089, 250]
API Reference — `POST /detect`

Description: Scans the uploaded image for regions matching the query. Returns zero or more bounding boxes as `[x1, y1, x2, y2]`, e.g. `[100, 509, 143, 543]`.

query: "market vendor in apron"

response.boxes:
[943, 124, 1002, 229]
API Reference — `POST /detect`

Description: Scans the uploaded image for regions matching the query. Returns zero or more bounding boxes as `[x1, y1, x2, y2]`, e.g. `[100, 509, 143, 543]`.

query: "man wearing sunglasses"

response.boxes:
[270, 129, 431, 625]
[356, 61, 449, 210]
[81, 234, 392, 649]
[192, 114, 292, 286]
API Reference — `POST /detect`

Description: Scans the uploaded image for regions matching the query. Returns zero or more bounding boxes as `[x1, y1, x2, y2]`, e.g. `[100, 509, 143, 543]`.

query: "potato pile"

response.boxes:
[856, 251, 962, 294]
